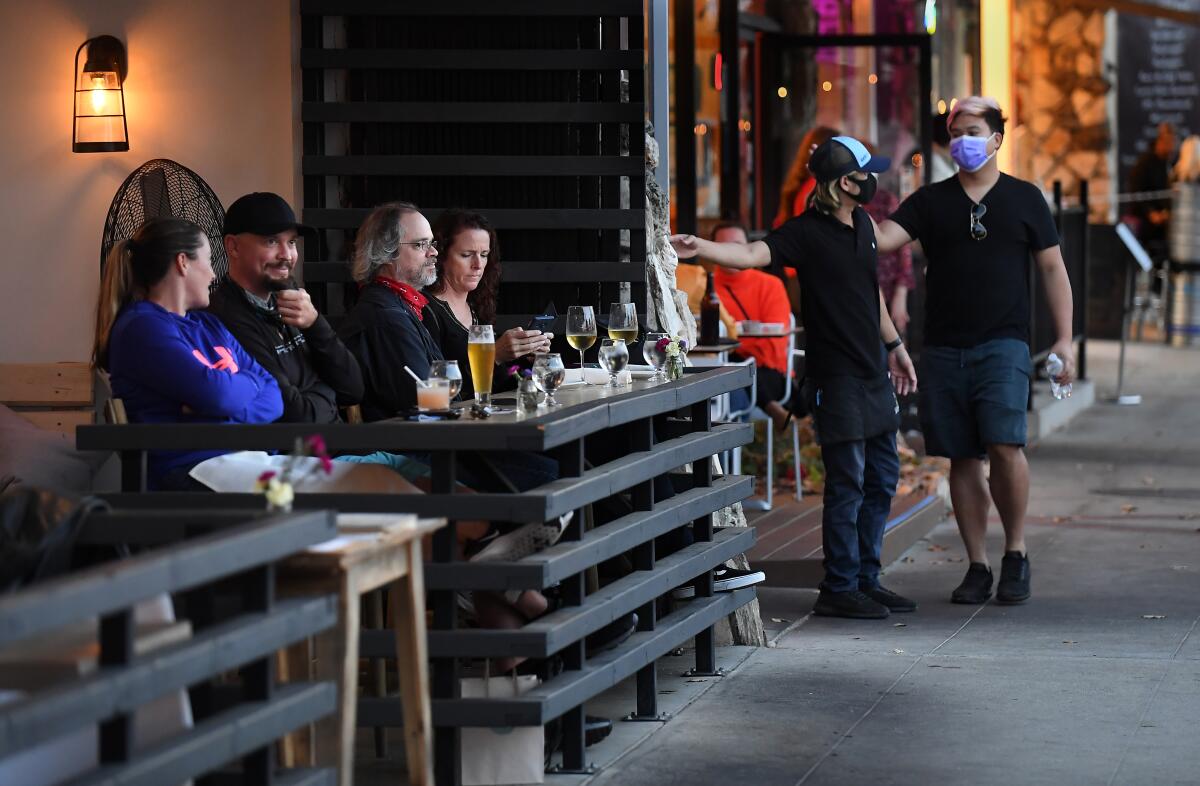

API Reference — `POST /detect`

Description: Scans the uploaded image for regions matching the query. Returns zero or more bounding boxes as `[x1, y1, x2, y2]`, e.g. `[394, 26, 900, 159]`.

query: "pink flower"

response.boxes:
[656, 337, 670, 352]
[508, 364, 521, 377]
[319, 455, 334, 475]
[257, 470, 277, 483]
[304, 434, 328, 458]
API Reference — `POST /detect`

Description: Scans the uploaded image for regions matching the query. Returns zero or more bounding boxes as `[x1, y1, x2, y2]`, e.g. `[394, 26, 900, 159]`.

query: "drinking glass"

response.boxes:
[430, 360, 463, 399]
[566, 306, 597, 384]
[467, 324, 496, 406]
[607, 302, 639, 343]
[643, 332, 668, 382]
[416, 378, 451, 411]
[598, 338, 629, 388]
[532, 353, 567, 407]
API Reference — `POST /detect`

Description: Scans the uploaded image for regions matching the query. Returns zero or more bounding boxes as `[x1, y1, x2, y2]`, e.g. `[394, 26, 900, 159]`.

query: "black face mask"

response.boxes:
[844, 174, 877, 205]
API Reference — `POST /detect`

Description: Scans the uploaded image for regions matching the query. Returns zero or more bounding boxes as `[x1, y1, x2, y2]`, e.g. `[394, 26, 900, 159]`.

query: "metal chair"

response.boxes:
[739, 314, 801, 511]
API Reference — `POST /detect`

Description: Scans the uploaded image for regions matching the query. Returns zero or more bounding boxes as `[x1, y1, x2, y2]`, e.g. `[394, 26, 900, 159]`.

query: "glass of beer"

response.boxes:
[467, 324, 496, 406]
[566, 306, 597, 384]
[608, 302, 639, 343]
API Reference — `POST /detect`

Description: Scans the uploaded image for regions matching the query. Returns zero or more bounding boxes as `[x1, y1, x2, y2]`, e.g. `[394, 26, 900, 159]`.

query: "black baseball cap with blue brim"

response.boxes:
[808, 136, 891, 181]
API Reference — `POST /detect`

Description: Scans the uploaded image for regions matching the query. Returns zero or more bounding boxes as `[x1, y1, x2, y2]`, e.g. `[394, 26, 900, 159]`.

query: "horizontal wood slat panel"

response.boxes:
[300, 48, 645, 71]
[15, 410, 93, 434]
[301, 261, 644, 284]
[0, 363, 92, 406]
[303, 155, 644, 177]
[301, 0, 642, 16]
[301, 102, 644, 124]
[303, 208, 644, 230]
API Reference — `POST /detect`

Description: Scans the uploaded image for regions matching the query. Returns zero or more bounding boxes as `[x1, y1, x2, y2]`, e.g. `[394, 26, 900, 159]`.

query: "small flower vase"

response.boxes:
[666, 354, 685, 381]
[518, 377, 541, 412]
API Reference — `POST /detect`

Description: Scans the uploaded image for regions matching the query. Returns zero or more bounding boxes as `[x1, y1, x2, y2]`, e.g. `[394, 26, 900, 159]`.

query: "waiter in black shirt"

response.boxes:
[671, 136, 918, 620]
[875, 96, 1076, 607]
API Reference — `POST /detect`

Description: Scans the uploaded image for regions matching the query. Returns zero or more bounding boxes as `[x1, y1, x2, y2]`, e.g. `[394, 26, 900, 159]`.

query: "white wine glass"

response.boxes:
[608, 302, 638, 344]
[566, 306, 597, 384]
[532, 353, 566, 407]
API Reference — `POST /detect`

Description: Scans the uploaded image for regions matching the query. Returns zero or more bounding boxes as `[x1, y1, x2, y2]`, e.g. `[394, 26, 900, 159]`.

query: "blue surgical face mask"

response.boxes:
[950, 132, 998, 172]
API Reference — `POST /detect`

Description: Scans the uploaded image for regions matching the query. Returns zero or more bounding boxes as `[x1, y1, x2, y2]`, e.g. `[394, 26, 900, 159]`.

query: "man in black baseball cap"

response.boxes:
[206, 191, 368, 425]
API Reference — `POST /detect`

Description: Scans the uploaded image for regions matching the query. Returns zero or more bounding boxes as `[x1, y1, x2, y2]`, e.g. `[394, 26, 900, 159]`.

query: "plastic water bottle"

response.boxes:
[1045, 353, 1072, 400]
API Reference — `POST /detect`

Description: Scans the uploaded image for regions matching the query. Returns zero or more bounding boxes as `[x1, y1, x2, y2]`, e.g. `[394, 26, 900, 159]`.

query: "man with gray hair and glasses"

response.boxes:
[338, 201, 445, 418]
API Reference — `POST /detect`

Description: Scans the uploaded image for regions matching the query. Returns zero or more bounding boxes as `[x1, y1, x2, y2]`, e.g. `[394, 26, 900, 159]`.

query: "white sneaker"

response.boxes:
[469, 511, 574, 563]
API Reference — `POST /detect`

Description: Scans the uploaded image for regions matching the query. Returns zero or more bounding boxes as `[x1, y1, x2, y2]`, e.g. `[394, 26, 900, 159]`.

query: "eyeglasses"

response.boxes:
[399, 239, 438, 252]
[969, 203, 988, 241]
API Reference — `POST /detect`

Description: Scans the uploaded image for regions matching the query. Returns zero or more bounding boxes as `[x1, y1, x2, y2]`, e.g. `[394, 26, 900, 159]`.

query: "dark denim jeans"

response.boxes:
[819, 431, 900, 593]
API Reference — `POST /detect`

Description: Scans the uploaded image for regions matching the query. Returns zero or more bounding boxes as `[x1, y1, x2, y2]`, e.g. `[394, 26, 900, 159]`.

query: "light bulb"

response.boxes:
[89, 74, 106, 113]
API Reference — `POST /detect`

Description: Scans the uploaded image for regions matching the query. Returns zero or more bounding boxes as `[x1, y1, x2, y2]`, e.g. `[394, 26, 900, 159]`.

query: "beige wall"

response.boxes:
[0, 0, 299, 363]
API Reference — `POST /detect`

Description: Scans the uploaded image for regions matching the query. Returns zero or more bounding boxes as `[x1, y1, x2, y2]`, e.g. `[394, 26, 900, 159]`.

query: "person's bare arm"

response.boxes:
[880, 288, 917, 396]
[871, 217, 914, 255]
[669, 235, 772, 269]
[1034, 244, 1076, 384]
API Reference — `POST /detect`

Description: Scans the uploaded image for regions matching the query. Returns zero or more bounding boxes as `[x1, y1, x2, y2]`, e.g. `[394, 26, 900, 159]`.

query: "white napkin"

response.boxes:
[562, 368, 632, 385]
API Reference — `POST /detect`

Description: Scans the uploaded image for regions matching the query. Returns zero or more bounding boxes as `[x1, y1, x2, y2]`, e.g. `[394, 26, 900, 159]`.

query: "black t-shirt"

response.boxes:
[889, 173, 1059, 348]
[763, 208, 886, 380]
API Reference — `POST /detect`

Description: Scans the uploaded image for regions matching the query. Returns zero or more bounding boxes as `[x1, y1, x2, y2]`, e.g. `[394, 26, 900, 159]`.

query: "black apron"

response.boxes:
[803, 373, 900, 446]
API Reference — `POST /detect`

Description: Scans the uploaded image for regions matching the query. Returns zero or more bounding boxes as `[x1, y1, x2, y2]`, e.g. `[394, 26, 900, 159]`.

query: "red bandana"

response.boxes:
[373, 275, 428, 320]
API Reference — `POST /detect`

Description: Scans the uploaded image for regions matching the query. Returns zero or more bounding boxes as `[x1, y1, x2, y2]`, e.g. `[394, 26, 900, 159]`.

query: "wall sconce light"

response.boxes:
[73, 35, 128, 153]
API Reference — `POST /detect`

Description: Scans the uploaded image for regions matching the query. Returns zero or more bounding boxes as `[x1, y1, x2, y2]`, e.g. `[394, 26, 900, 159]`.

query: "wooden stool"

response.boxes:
[277, 514, 444, 786]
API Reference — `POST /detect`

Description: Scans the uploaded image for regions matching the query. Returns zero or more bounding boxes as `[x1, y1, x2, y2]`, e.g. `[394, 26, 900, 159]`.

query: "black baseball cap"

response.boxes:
[808, 136, 891, 182]
[224, 192, 313, 236]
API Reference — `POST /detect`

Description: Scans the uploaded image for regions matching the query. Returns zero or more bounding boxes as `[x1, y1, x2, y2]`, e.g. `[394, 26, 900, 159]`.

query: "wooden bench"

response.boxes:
[0, 362, 95, 435]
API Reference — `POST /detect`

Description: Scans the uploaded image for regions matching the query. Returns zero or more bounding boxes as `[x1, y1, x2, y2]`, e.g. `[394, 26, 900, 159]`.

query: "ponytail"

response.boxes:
[93, 240, 136, 370]
[91, 218, 207, 371]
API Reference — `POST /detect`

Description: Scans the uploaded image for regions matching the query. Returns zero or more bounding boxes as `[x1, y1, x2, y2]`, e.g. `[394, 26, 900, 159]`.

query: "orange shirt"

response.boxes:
[713, 267, 791, 374]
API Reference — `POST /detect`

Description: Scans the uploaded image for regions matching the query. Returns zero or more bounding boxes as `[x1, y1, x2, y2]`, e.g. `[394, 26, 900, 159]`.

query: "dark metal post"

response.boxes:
[627, 419, 664, 722]
[431, 451, 461, 786]
[674, 0, 697, 234]
[242, 563, 276, 785]
[688, 400, 720, 677]
[719, 0, 741, 220]
[98, 609, 134, 765]
[556, 438, 589, 773]
[1079, 179, 1090, 381]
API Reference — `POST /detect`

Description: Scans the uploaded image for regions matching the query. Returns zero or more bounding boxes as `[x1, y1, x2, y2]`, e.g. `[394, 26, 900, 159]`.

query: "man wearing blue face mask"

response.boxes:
[872, 96, 1076, 607]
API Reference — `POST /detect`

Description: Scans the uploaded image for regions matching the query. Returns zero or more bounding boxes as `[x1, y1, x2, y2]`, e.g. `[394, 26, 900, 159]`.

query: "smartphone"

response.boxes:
[526, 314, 555, 333]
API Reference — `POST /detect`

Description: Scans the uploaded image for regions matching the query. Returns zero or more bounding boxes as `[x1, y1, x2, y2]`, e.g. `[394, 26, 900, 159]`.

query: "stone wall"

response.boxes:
[1013, 0, 1111, 218]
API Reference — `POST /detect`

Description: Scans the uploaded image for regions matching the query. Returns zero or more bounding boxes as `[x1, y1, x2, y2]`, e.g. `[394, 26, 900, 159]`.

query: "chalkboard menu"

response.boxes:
[1116, 12, 1200, 194]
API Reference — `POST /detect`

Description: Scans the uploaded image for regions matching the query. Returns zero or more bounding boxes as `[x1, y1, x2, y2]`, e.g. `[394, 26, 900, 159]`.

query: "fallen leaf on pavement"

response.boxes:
[892, 649, 906, 654]
[1142, 614, 1166, 620]
[1121, 504, 1137, 514]
[902, 556, 916, 563]
[893, 623, 907, 628]
[928, 544, 948, 552]
[1062, 640, 1078, 645]
[947, 557, 964, 562]
[1052, 516, 1072, 524]
[1142, 476, 1155, 486]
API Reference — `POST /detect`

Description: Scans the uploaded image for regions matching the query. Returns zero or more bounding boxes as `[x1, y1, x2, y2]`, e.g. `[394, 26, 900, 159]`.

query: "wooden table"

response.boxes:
[278, 513, 445, 786]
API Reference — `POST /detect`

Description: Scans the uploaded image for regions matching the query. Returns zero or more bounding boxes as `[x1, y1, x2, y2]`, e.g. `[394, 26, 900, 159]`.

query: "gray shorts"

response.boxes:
[919, 339, 1031, 459]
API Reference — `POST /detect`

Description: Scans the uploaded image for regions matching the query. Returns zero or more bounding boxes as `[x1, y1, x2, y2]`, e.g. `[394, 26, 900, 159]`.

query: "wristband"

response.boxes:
[885, 337, 903, 352]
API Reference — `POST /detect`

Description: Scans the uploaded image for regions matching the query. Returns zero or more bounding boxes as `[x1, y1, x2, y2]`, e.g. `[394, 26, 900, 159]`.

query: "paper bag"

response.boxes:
[460, 670, 544, 785]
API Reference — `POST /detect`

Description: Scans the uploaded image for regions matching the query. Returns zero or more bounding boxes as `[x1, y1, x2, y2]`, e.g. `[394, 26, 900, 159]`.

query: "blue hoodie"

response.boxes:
[107, 300, 284, 487]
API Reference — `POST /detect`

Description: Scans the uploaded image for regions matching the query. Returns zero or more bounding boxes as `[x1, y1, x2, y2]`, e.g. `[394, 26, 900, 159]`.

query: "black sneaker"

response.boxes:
[861, 585, 918, 612]
[813, 589, 890, 619]
[671, 566, 766, 599]
[996, 551, 1031, 604]
[951, 562, 994, 604]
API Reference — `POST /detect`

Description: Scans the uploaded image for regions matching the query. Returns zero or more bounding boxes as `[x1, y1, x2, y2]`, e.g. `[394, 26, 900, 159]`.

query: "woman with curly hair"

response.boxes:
[423, 209, 551, 398]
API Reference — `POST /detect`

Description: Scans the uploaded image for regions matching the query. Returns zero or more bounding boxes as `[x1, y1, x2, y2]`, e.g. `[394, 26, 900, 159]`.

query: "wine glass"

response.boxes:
[430, 360, 463, 399]
[467, 325, 495, 406]
[608, 302, 638, 343]
[643, 332, 668, 382]
[598, 338, 629, 388]
[532, 353, 566, 407]
[566, 306, 597, 384]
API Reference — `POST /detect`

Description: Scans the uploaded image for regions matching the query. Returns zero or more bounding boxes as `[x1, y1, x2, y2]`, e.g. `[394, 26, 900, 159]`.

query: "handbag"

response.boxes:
[460, 661, 544, 785]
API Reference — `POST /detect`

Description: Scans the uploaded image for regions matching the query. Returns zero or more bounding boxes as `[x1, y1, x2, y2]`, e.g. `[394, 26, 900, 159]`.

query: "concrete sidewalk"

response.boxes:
[587, 340, 1200, 786]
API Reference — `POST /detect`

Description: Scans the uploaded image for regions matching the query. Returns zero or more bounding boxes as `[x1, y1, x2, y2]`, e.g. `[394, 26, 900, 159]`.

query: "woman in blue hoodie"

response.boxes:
[93, 217, 284, 489]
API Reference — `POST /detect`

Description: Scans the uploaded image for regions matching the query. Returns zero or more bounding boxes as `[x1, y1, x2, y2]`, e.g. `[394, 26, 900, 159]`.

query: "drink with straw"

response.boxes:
[467, 324, 496, 406]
